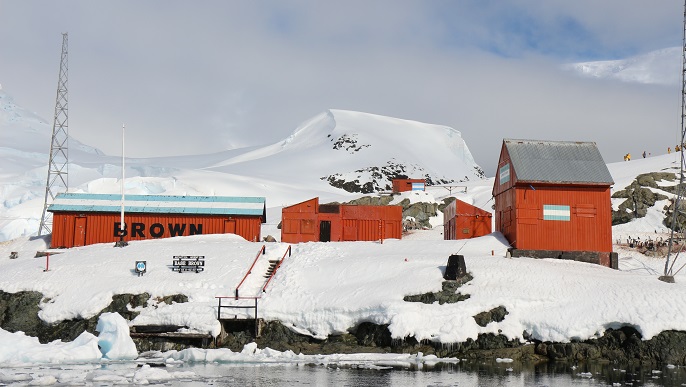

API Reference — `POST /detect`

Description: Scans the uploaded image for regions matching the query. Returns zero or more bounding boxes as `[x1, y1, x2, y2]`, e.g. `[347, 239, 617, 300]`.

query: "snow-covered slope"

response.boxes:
[208, 109, 484, 193]
[565, 47, 680, 86]
[0, 89, 484, 241]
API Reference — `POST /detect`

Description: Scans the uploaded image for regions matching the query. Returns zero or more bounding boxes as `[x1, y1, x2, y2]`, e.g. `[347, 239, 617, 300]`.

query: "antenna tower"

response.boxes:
[664, 2, 686, 280]
[38, 33, 69, 236]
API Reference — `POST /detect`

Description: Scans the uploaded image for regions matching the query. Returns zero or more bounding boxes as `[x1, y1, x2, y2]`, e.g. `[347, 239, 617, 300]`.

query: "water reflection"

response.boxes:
[2, 360, 686, 386]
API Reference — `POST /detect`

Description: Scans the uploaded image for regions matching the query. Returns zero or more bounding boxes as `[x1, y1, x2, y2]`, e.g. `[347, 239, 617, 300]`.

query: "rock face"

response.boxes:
[343, 195, 439, 230]
[322, 159, 462, 194]
[0, 291, 184, 344]
[403, 277, 473, 304]
[473, 306, 509, 327]
[611, 172, 671, 225]
[534, 327, 686, 365]
[3, 291, 686, 365]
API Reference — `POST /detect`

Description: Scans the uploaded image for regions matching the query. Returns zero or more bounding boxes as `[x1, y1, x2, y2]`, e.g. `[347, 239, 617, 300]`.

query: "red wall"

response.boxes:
[281, 197, 403, 243]
[51, 212, 262, 248]
[443, 199, 492, 240]
[494, 185, 613, 253]
[281, 198, 319, 243]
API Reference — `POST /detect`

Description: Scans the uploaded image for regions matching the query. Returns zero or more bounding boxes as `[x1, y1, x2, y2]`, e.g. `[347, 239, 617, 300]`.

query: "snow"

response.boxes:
[96, 313, 138, 360]
[1, 87, 686, 367]
[0, 329, 100, 365]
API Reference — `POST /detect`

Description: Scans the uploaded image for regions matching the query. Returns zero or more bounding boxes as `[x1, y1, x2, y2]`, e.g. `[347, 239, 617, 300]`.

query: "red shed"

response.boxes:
[392, 179, 426, 193]
[493, 139, 615, 267]
[48, 193, 266, 248]
[281, 197, 402, 243]
[443, 198, 492, 240]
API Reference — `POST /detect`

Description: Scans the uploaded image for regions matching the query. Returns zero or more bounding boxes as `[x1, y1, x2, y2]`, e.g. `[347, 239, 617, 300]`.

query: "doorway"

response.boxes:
[319, 221, 331, 242]
[73, 217, 87, 247]
[224, 219, 236, 234]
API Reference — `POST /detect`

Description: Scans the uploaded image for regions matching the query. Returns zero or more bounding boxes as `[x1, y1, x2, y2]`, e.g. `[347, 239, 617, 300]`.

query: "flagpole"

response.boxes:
[116, 124, 128, 247]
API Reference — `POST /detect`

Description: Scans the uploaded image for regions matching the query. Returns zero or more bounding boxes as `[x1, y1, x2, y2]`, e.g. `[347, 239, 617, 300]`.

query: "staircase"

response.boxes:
[264, 260, 281, 278]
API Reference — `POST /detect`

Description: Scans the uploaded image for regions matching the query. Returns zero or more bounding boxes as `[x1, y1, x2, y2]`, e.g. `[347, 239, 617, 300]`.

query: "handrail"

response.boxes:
[262, 245, 291, 293]
[234, 245, 266, 299]
[215, 296, 259, 336]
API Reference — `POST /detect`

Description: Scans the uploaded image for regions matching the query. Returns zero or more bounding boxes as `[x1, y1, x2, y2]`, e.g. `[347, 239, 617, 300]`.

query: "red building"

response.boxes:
[281, 197, 402, 243]
[443, 198, 492, 240]
[493, 139, 616, 267]
[48, 193, 266, 248]
[392, 179, 426, 193]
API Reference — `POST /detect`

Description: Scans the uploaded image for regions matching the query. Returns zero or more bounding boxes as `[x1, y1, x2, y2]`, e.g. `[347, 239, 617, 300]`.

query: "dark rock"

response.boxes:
[611, 173, 671, 226]
[404, 277, 472, 305]
[0, 291, 189, 344]
[473, 306, 508, 327]
[343, 196, 394, 206]
[437, 197, 456, 213]
[0, 291, 43, 336]
[321, 159, 466, 194]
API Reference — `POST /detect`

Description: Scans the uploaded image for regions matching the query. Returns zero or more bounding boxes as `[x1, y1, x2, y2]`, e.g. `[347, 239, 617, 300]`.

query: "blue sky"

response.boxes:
[0, 1, 682, 175]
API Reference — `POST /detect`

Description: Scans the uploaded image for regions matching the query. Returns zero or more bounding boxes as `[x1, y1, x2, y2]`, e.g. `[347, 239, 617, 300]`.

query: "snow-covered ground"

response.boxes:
[2, 83, 686, 372]
[2, 151, 686, 365]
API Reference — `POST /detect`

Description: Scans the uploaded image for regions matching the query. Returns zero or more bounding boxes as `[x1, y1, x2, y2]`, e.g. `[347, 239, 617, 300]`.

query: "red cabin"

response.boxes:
[392, 179, 426, 193]
[493, 139, 615, 267]
[443, 198, 492, 240]
[281, 197, 402, 243]
[48, 193, 266, 248]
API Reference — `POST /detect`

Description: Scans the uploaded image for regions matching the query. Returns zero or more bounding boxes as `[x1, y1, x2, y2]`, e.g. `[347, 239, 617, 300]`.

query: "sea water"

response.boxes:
[2, 360, 686, 386]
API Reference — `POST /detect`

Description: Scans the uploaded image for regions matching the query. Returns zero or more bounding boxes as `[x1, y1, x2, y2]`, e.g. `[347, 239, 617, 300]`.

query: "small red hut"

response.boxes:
[443, 199, 492, 240]
[392, 179, 426, 193]
[281, 197, 402, 243]
[492, 139, 616, 267]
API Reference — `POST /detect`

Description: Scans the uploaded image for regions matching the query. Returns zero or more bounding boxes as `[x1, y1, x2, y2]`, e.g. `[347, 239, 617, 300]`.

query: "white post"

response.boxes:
[120, 124, 126, 243]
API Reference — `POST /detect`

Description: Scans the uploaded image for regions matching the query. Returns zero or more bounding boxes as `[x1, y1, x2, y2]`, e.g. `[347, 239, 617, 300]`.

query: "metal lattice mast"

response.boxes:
[38, 33, 69, 236]
[664, 2, 686, 278]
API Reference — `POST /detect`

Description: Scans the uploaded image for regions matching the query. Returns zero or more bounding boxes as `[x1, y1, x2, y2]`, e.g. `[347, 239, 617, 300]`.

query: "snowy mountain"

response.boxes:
[208, 109, 484, 193]
[0, 88, 484, 241]
[565, 47, 681, 86]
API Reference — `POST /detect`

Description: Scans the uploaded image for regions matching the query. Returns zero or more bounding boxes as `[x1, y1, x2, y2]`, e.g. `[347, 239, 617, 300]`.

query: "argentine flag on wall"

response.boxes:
[543, 205, 570, 221]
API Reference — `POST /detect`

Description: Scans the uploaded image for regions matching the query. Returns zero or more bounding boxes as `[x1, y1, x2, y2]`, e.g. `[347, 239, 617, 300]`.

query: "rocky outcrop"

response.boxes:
[533, 326, 686, 365]
[0, 291, 185, 343]
[322, 159, 460, 194]
[343, 195, 439, 230]
[3, 291, 686, 365]
[612, 172, 671, 225]
[473, 306, 509, 327]
[399, 199, 439, 229]
[403, 277, 473, 304]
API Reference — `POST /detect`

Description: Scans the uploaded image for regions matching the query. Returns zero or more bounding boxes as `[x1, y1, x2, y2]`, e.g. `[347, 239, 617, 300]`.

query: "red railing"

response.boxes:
[234, 245, 266, 299]
[215, 296, 259, 336]
[261, 245, 291, 293]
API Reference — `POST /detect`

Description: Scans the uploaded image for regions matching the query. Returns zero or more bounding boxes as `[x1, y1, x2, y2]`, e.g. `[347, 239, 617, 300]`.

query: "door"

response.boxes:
[224, 219, 236, 234]
[73, 217, 87, 247]
[319, 221, 331, 242]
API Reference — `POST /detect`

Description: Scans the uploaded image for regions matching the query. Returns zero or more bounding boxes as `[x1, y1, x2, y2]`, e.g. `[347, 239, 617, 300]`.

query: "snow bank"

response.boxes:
[0, 329, 101, 365]
[163, 342, 456, 368]
[0, 312, 139, 365]
[96, 312, 138, 360]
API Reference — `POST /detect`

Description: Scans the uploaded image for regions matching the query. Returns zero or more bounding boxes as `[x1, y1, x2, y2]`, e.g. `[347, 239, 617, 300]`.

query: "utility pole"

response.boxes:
[38, 32, 69, 236]
[664, 1, 686, 281]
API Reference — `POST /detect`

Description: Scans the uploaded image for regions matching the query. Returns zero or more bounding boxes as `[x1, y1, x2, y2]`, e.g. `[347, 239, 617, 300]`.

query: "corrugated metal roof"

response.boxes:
[504, 139, 614, 184]
[48, 193, 266, 216]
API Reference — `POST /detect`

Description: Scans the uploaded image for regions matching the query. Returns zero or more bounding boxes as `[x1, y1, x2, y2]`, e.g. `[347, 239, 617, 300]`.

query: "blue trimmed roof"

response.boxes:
[47, 193, 266, 217]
